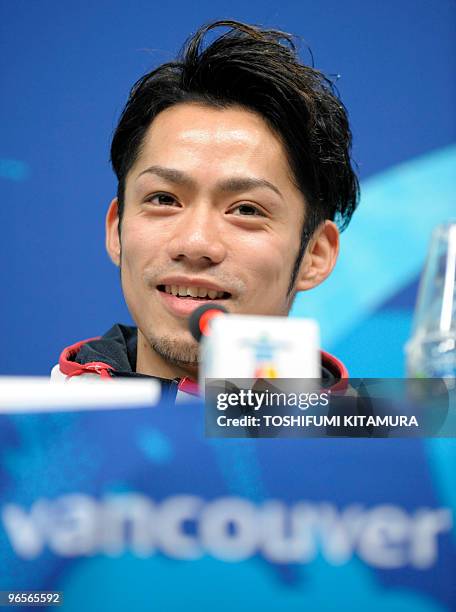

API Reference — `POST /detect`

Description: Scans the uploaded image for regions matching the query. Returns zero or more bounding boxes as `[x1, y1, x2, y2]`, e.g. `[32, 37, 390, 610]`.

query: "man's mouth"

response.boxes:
[157, 285, 231, 300]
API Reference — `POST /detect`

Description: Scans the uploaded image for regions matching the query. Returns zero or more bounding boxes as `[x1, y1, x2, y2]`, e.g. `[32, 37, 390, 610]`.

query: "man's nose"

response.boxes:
[167, 204, 227, 265]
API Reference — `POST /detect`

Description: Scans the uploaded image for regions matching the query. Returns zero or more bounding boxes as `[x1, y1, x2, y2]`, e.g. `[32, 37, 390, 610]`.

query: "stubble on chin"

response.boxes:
[148, 333, 200, 367]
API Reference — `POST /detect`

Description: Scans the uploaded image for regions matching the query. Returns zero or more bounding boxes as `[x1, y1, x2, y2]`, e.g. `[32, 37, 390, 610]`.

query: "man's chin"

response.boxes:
[150, 335, 199, 367]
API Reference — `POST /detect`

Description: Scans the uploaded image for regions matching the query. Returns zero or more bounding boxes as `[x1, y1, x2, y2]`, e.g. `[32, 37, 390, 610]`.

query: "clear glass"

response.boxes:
[406, 221, 456, 378]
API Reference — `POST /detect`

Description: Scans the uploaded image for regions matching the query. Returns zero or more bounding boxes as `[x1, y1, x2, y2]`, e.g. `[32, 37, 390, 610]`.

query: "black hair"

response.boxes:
[110, 19, 359, 291]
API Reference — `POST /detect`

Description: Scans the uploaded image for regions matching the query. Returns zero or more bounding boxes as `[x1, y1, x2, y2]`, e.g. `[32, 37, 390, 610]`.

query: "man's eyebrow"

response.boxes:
[136, 165, 193, 187]
[217, 177, 282, 198]
[136, 165, 283, 198]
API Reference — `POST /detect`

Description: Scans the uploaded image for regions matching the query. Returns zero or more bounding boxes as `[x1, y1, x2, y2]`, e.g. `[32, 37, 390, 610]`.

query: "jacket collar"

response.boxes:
[59, 324, 347, 391]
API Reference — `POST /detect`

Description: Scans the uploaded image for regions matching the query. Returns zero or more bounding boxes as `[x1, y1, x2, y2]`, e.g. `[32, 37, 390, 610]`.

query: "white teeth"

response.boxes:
[163, 285, 226, 299]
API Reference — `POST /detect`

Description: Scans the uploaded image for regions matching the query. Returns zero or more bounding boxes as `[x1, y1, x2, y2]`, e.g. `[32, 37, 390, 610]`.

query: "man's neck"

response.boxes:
[135, 328, 198, 381]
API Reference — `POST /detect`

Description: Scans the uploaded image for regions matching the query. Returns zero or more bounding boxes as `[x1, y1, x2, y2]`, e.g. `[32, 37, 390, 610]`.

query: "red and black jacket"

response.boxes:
[57, 324, 348, 398]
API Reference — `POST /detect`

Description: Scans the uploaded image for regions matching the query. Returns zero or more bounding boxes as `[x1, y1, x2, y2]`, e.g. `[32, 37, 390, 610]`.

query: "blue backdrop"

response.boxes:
[1, 0, 455, 375]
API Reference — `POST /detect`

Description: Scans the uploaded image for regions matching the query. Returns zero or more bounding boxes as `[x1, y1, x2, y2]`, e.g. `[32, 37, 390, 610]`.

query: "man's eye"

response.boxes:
[146, 193, 179, 206]
[231, 203, 264, 216]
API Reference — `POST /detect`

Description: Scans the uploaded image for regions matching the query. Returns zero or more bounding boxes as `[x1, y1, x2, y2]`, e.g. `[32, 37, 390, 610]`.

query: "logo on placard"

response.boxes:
[241, 334, 289, 378]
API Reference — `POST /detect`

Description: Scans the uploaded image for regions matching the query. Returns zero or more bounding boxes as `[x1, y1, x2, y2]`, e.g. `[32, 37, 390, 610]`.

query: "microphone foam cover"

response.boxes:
[188, 303, 228, 342]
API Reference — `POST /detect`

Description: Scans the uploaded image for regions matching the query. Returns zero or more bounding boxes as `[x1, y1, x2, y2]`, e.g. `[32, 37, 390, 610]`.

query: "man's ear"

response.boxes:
[105, 197, 121, 267]
[295, 220, 340, 292]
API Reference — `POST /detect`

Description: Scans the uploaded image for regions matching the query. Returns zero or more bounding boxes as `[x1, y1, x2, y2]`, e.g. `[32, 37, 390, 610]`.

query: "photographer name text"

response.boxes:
[216, 414, 418, 428]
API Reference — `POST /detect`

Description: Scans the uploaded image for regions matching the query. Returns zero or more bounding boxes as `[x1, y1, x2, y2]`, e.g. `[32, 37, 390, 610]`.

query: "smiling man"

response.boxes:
[52, 20, 359, 396]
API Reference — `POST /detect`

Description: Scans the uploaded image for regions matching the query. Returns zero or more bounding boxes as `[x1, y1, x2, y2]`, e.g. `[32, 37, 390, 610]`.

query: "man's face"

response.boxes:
[107, 103, 309, 370]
